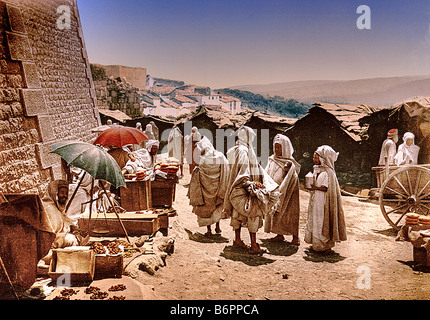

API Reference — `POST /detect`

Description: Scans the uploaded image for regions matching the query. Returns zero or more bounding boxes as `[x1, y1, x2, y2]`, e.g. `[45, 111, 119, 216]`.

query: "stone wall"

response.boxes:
[94, 76, 143, 118]
[103, 64, 147, 91]
[0, 0, 100, 195]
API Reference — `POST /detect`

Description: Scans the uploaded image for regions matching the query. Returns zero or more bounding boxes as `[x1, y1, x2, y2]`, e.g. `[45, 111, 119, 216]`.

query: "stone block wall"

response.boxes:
[94, 76, 143, 118]
[0, 0, 100, 195]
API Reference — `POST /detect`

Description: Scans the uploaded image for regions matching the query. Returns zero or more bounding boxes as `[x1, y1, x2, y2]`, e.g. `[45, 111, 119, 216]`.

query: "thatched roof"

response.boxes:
[98, 109, 132, 123]
[310, 102, 378, 141]
[391, 96, 430, 121]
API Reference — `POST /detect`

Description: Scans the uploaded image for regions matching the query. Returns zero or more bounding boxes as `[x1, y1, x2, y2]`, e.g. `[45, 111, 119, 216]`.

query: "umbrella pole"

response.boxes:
[88, 178, 95, 236]
[100, 183, 131, 243]
[65, 172, 87, 215]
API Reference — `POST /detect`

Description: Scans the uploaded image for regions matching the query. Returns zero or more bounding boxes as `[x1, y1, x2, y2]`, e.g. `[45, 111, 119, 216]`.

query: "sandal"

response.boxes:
[233, 240, 248, 249]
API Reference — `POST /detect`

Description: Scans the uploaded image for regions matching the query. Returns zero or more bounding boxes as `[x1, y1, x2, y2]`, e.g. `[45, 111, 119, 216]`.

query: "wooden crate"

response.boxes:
[120, 180, 152, 212]
[413, 246, 430, 266]
[94, 254, 123, 279]
[78, 212, 160, 237]
[49, 248, 95, 283]
[151, 177, 178, 208]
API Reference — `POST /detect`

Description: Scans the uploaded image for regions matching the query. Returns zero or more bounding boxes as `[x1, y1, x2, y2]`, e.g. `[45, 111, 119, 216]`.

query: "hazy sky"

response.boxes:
[77, 0, 430, 88]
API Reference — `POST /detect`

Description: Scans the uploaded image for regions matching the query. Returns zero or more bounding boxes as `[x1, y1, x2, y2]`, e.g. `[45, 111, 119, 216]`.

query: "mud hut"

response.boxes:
[284, 102, 377, 187]
[359, 97, 430, 173]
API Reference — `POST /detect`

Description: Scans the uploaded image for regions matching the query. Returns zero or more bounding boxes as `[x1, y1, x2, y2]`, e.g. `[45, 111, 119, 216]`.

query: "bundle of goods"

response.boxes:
[419, 215, 430, 226]
[155, 158, 180, 176]
[405, 213, 420, 225]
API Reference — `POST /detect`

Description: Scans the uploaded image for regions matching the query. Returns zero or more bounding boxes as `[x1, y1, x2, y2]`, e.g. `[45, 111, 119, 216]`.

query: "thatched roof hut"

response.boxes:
[284, 102, 377, 186]
[359, 96, 430, 169]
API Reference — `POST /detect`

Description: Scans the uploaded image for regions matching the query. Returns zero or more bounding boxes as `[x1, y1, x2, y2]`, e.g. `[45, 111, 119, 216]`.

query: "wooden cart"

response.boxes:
[372, 164, 430, 230]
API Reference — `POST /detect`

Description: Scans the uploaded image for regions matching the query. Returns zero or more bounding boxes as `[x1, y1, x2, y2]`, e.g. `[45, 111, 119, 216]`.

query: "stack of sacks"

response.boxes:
[405, 212, 420, 225]
[419, 215, 430, 226]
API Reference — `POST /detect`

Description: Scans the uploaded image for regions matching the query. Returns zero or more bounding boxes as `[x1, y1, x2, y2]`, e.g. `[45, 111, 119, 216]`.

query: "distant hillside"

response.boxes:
[231, 75, 430, 107]
[217, 88, 310, 118]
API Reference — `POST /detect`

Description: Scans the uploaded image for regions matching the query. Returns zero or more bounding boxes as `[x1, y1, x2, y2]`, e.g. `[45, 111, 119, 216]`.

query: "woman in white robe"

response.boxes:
[187, 136, 229, 236]
[394, 132, 420, 165]
[304, 145, 347, 254]
[264, 134, 301, 244]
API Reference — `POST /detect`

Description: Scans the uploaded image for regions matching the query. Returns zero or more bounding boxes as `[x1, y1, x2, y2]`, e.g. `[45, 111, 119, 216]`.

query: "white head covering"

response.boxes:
[136, 122, 142, 130]
[403, 132, 415, 144]
[197, 136, 215, 155]
[237, 126, 256, 148]
[191, 126, 202, 141]
[315, 145, 339, 172]
[394, 132, 420, 165]
[273, 134, 294, 159]
[146, 139, 159, 152]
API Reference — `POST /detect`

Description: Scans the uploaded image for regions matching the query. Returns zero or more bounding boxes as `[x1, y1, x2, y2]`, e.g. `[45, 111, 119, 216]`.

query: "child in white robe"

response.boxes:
[304, 145, 347, 254]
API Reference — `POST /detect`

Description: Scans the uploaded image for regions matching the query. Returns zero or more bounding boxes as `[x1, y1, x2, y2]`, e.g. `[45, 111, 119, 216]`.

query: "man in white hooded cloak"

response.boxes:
[187, 136, 229, 236]
[222, 126, 279, 254]
[264, 134, 301, 245]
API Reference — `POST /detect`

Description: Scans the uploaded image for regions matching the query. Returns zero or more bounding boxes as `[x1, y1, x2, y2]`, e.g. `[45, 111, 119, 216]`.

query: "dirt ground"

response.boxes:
[134, 166, 430, 301]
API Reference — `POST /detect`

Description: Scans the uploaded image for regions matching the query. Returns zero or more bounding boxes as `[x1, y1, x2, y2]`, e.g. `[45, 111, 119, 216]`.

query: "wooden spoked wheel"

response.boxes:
[379, 166, 430, 230]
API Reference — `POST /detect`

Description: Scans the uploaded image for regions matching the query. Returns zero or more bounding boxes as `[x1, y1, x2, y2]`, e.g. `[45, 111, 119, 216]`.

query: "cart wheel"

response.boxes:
[379, 166, 430, 230]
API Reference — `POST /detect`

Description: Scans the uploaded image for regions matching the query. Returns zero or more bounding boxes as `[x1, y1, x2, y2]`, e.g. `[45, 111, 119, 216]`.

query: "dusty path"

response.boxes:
[136, 167, 430, 300]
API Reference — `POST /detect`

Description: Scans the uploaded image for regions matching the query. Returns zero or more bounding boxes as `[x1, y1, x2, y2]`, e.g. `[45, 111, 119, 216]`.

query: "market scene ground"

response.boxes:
[24, 161, 429, 301]
[134, 165, 430, 300]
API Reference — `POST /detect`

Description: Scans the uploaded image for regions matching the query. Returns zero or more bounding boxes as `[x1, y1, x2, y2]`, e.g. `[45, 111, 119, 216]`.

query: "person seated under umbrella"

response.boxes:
[122, 140, 159, 175]
[39, 179, 90, 267]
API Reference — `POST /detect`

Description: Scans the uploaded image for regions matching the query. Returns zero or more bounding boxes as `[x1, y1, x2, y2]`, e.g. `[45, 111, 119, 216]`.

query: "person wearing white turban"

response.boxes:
[187, 136, 229, 236]
[378, 129, 399, 166]
[222, 126, 279, 254]
[122, 140, 159, 175]
[264, 134, 301, 245]
[394, 132, 420, 165]
[304, 145, 347, 254]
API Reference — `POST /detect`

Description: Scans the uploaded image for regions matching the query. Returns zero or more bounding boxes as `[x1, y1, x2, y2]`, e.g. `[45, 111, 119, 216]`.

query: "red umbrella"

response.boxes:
[93, 125, 149, 148]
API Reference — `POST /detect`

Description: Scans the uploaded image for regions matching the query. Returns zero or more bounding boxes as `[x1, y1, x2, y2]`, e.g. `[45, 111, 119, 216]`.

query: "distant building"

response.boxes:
[220, 95, 242, 114]
[102, 65, 147, 91]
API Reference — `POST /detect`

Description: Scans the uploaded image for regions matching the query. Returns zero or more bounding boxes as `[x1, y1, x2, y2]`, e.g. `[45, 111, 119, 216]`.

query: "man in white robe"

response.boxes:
[187, 136, 229, 236]
[222, 126, 279, 254]
[394, 132, 420, 165]
[378, 129, 398, 166]
[264, 134, 301, 245]
[304, 145, 347, 254]
[122, 140, 159, 175]
[42, 180, 79, 249]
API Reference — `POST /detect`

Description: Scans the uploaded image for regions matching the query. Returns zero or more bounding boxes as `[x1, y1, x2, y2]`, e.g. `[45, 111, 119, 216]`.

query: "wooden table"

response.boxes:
[79, 211, 160, 237]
